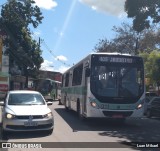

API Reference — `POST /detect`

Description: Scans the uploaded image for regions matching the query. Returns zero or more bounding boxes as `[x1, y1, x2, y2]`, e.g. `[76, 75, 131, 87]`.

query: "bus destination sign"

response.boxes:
[99, 57, 133, 63]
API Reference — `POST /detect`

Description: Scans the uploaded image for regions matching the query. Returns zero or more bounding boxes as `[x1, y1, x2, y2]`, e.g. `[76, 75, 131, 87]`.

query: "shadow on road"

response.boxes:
[1, 130, 52, 141]
[55, 107, 160, 151]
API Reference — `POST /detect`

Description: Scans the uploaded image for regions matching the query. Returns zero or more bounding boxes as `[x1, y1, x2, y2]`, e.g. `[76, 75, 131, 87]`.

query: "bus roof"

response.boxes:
[63, 52, 138, 74]
[90, 52, 132, 56]
[34, 78, 61, 83]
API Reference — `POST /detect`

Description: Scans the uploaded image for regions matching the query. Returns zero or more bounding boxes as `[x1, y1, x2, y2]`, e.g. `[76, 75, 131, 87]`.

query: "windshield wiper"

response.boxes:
[24, 103, 43, 105]
[9, 104, 24, 105]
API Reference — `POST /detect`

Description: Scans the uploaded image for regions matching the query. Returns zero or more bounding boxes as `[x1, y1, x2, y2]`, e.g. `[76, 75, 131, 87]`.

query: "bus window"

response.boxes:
[72, 64, 83, 86]
[65, 73, 69, 87]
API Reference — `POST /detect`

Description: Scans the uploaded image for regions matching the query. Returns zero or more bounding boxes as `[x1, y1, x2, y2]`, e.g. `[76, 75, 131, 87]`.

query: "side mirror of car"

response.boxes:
[0, 101, 4, 106]
[47, 101, 53, 106]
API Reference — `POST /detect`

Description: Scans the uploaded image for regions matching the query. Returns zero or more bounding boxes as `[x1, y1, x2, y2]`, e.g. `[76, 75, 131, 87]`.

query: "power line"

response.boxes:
[31, 33, 72, 69]
[41, 39, 71, 67]
[31, 30, 72, 67]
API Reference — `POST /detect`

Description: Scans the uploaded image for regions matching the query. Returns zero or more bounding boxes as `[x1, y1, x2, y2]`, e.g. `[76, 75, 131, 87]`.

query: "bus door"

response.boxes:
[83, 68, 90, 114]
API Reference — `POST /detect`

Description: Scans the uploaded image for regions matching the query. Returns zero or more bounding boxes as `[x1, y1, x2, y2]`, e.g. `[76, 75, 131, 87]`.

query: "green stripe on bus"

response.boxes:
[61, 86, 87, 95]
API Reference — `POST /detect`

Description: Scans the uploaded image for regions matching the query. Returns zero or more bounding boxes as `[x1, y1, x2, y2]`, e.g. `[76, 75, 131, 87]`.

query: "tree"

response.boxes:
[94, 23, 139, 54]
[94, 38, 118, 53]
[125, 0, 160, 32]
[94, 22, 160, 54]
[0, 0, 44, 87]
[112, 22, 140, 55]
[140, 51, 160, 90]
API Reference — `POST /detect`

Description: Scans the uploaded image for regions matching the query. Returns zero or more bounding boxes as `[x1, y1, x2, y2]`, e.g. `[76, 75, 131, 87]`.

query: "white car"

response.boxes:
[0, 90, 54, 135]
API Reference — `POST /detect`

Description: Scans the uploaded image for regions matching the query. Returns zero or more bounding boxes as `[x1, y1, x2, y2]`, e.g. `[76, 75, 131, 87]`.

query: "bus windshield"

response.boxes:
[90, 56, 144, 103]
[34, 78, 61, 100]
[35, 79, 53, 95]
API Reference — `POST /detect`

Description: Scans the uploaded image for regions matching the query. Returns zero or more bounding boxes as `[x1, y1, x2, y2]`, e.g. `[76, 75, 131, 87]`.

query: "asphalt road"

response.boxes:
[0, 101, 160, 151]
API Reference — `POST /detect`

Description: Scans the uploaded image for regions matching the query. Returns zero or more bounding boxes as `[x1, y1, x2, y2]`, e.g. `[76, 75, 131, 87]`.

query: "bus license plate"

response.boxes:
[112, 115, 123, 118]
[24, 122, 38, 126]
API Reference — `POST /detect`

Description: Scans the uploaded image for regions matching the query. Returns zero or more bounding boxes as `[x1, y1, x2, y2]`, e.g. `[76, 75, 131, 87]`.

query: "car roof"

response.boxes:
[146, 92, 157, 94]
[8, 90, 41, 94]
[150, 96, 160, 100]
[146, 92, 158, 96]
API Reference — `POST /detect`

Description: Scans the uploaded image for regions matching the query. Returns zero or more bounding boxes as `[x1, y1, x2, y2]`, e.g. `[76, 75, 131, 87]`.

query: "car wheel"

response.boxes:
[146, 110, 152, 118]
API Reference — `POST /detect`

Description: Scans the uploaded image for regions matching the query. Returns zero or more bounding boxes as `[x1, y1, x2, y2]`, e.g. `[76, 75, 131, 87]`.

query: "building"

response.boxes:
[0, 32, 9, 98]
[0, 29, 26, 95]
[38, 70, 62, 82]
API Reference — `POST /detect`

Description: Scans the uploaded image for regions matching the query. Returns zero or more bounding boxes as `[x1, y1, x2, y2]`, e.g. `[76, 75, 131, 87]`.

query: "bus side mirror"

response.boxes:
[85, 68, 90, 77]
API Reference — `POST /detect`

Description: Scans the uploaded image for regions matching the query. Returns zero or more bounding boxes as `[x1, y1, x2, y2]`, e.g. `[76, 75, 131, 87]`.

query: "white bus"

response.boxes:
[34, 78, 61, 101]
[61, 53, 145, 120]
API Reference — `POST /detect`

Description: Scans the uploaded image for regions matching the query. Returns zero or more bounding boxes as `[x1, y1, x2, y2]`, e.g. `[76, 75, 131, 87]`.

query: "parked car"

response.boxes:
[145, 91, 158, 99]
[0, 90, 54, 135]
[145, 97, 160, 118]
[144, 92, 158, 115]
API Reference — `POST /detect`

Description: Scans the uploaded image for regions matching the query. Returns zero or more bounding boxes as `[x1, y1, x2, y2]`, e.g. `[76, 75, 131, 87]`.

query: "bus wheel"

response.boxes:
[65, 105, 69, 111]
[58, 99, 62, 105]
[64, 98, 69, 111]
[77, 102, 84, 120]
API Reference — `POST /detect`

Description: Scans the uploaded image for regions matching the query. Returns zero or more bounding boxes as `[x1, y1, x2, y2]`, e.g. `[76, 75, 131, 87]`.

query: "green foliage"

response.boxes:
[125, 0, 160, 32]
[139, 50, 160, 85]
[94, 23, 139, 54]
[94, 22, 160, 55]
[0, 0, 44, 80]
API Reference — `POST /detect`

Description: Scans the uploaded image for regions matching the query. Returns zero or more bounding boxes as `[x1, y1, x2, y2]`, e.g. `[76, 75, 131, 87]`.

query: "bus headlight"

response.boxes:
[137, 104, 143, 109]
[90, 102, 97, 108]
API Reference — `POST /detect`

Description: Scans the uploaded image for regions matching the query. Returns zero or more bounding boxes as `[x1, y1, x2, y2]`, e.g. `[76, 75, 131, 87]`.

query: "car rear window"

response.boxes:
[150, 93, 158, 96]
[152, 98, 160, 103]
[150, 98, 160, 106]
[146, 92, 157, 97]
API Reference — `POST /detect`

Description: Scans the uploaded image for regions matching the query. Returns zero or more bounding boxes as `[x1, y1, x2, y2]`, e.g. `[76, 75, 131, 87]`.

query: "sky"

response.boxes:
[0, 0, 131, 73]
